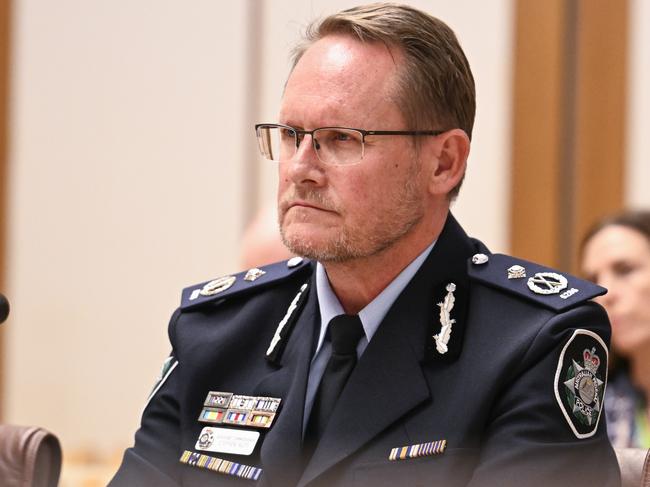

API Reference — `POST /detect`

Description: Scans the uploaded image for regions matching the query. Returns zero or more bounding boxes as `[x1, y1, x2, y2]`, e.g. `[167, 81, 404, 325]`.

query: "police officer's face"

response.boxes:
[277, 35, 428, 263]
[582, 225, 650, 356]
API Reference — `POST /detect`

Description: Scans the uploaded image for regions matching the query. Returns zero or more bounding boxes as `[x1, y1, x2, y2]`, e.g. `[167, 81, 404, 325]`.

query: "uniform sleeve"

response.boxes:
[467, 301, 621, 487]
[108, 311, 184, 486]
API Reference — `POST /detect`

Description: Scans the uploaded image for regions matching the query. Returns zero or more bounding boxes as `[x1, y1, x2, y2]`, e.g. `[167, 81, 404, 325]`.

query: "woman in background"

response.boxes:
[581, 210, 650, 448]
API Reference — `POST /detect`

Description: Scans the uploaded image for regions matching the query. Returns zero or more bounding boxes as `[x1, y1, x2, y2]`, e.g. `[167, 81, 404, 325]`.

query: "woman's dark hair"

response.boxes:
[582, 210, 650, 251]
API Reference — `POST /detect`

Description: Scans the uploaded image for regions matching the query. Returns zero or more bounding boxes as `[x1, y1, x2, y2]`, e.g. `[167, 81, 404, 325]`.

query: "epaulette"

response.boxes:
[180, 257, 311, 311]
[467, 252, 605, 312]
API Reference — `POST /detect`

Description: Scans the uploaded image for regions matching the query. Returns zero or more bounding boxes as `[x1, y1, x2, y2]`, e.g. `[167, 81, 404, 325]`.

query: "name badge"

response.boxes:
[196, 426, 260, 456]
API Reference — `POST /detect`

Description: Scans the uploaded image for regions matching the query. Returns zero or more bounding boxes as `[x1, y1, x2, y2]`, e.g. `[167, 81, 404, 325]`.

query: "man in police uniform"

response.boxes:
[110, 4, 620, 486]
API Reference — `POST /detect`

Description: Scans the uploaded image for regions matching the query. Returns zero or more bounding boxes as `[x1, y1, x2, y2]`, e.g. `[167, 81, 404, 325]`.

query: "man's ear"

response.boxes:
[427, 129, 470, 196]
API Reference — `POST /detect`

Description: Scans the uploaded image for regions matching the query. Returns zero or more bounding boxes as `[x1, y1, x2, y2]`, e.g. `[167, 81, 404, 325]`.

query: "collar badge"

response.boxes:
[471, 253, 489, 265]
[200, 276, 236, 296]
[244, 268, 266, 282]
[433, 283, 457, 355]
[507, 265, 526, 279]
[527, 272, 568, 295]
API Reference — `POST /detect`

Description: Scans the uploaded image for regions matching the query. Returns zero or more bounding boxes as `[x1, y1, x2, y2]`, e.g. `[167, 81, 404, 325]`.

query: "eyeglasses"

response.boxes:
[254, 123, 445, 166]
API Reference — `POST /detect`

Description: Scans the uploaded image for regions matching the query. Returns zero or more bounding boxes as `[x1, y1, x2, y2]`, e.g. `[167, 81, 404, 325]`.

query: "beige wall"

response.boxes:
[5, 0, 251, 455]
[4, 0, 515, 463]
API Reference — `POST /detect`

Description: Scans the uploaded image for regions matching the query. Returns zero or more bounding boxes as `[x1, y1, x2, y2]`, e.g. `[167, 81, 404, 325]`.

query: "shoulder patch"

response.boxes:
[180, 257, 311, 311]
[554, 329, 608, 439]
[143, 354, 178, 413]
[467, 253, 606, 311]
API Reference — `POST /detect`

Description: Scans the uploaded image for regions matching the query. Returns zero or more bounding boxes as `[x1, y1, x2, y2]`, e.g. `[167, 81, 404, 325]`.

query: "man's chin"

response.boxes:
[281, 230, 323, 255]
[281, 227, 342, 262]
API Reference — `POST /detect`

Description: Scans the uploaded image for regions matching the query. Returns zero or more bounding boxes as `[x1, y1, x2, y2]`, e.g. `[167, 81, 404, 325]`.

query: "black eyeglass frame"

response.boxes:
[254, 123, 447, 164]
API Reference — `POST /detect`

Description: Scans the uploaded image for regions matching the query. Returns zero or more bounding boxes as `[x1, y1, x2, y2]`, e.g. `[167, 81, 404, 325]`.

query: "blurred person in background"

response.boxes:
[240, 203, 294, 269]
[582, 210, 650, 448]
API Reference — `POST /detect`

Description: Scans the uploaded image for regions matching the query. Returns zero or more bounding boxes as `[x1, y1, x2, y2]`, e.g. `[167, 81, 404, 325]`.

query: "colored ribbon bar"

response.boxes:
[180, 450, 263, 481]
[388, 439, 447, 461]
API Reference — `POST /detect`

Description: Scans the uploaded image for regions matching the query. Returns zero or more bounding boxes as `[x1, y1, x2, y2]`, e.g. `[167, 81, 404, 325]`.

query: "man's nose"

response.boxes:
[294, 133, 319, 161]
[285, 134, 325, 184]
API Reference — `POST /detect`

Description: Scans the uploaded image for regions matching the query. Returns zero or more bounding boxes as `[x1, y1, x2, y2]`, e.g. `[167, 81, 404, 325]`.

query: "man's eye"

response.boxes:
[327, 130, 360, 143]
[280, 128, 296, 139]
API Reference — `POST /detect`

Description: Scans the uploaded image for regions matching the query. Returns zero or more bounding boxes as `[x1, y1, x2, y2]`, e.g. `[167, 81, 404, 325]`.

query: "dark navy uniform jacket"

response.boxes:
[110, 214, 620, 486]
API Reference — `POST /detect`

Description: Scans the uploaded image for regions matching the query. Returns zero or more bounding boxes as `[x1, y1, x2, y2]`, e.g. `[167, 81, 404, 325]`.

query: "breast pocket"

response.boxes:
[351, 448, 478, 487]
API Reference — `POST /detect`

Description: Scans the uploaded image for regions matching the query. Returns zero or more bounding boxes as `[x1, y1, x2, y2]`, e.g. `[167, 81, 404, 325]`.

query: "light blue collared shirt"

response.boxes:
[302, 241, 436, 432]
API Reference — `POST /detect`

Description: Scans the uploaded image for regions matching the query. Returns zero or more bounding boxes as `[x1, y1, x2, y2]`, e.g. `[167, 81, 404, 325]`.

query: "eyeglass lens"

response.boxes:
[256, 126, 364, 165]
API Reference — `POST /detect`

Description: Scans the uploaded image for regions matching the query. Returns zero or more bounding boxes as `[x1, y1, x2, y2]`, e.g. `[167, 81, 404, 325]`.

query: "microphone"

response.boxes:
[0, 293, 9, 324]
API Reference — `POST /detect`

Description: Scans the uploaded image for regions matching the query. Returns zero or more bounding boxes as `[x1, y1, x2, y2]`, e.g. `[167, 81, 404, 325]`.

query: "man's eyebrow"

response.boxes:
[279, 121, 305, 130]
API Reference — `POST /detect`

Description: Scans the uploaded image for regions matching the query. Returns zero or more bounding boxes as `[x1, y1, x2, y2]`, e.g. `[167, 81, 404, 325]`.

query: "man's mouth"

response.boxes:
[288, 200, 329, 211]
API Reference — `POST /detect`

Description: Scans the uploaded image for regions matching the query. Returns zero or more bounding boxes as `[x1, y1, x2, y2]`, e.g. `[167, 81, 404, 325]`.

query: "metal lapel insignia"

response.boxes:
[433, 283, 457, 354]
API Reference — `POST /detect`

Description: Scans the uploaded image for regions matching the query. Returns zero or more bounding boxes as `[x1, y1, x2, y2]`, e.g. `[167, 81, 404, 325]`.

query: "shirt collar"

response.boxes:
[315, 240, 436, 352]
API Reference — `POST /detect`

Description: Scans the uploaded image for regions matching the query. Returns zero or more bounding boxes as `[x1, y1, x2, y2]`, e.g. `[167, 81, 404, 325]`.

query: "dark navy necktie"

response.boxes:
[305, 314, 365, 448]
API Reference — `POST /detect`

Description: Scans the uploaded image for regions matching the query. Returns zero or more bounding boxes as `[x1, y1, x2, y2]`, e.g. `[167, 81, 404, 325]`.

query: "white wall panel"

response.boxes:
[626, 0, 650, 208]
[6, 0, 249, 454]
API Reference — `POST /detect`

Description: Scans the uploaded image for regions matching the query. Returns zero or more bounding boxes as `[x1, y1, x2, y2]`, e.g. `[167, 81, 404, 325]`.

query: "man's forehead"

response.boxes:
[292, 34, 400, 81]
[281, 35, 402, 124]
[306, 36, 357, 73]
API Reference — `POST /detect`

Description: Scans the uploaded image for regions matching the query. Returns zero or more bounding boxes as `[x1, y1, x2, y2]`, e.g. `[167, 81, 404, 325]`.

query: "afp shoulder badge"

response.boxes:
[468, 253, 606, 311]
[554, 329, 608, 439]
[180, 257, 310, 311]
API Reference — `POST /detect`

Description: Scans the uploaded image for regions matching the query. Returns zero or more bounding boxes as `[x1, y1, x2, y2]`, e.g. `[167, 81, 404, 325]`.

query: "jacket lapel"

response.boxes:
[299, 213, 475, 486]
[258, 280, 319, 487]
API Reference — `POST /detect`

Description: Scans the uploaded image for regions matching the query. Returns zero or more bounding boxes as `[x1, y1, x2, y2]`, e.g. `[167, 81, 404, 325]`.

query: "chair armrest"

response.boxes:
[0, 424, 62, 487]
